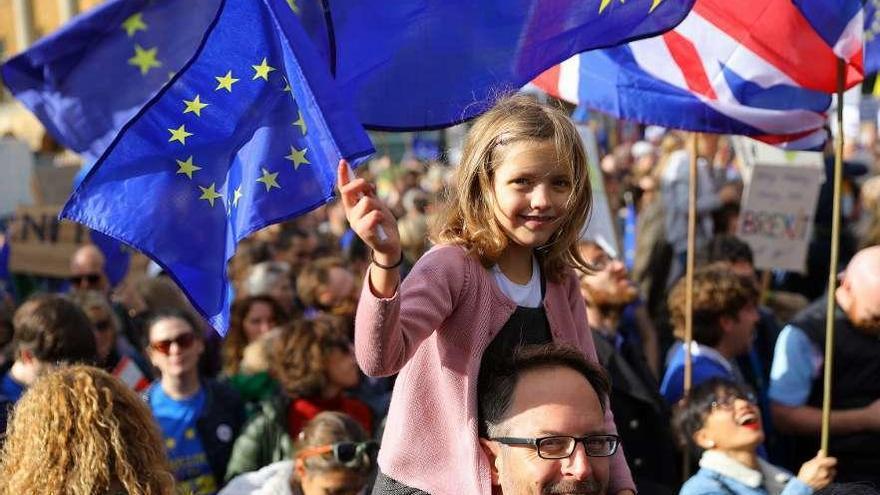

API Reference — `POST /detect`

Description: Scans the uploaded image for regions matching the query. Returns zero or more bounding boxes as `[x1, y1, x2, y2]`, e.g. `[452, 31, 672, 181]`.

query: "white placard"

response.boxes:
[737, 164, 824, 273]
[0, 137, 35, 217]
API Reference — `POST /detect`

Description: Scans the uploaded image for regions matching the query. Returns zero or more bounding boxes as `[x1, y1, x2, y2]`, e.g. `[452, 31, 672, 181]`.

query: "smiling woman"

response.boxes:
[674, 378, 837, 495]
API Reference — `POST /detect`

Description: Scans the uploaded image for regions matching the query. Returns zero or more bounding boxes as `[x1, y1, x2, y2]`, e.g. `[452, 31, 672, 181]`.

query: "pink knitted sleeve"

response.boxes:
[353, 246, 466, 377]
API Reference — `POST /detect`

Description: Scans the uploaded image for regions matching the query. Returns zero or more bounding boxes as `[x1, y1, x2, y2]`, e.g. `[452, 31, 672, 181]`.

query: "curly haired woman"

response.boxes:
[224, 317, 371, 481]
[0, 365, 175, 495]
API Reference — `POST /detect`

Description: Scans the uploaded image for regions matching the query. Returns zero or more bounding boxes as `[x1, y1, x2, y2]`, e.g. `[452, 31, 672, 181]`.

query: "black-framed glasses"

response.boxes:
[490, 434, 620, 459]
[296, 441, 379, 466]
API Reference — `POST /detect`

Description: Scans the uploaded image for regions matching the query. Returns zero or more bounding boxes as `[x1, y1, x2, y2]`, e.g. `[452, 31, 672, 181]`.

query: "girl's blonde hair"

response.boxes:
[0, 365, 175, 495]
[432, 94, 592, 281]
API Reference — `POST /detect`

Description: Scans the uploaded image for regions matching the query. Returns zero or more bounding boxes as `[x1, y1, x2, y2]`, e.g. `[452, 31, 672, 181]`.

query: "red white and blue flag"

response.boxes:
[535, 0, 864, 149]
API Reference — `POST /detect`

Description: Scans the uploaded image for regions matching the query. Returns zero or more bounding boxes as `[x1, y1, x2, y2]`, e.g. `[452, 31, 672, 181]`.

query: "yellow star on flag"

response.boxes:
[282, 78, 292, 92]
[232, 185, 243, 207]
[199, 183, 223, 207]
[287, 0, 300, 14]
[168, 124, 193, 145]
[122, 13, 147, 37]
[292, 112, 307, 135]
[256, 168, 281, 191]
[128, 44, 161, 75]
[175, 156, 202, 179]
[650, 0, 663, 12]
[183, 95, 209, 117]
[215, 71, 239, 92]
[285, 146, 310, 170]
[252, 58, 276, 81]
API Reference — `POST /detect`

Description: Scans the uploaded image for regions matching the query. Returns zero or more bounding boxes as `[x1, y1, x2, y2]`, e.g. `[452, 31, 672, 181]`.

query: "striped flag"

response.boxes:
[535, 0, 864, 149]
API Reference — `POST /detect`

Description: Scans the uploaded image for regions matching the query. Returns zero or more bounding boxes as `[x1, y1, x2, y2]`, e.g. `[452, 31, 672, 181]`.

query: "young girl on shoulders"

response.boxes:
[337, 94, 635, 494]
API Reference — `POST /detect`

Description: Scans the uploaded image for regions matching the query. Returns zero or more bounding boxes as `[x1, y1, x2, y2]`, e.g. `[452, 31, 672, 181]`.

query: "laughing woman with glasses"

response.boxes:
[674, 378, 837, 495]
[221, 412, 375, 495]
[145, 308, 246, 495]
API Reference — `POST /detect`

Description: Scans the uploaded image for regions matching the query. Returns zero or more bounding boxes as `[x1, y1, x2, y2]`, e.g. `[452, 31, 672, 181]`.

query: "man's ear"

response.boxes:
[479, 437, 501, 487]
[835, 277, 853, 312]
[718, 314, 734, 335]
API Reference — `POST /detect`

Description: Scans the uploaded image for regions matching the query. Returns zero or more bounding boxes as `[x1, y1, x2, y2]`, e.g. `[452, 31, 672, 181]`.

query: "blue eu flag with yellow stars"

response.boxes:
[60, 0, 374, 333]
[2, 0, 222, 161]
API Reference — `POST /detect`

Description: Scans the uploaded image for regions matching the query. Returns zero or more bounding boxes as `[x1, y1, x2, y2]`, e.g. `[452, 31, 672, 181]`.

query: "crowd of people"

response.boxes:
[1, 94, 880, 495]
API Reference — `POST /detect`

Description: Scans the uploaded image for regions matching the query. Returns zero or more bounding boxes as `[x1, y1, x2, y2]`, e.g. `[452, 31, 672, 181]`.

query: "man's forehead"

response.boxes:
[503, 366, 605, 434]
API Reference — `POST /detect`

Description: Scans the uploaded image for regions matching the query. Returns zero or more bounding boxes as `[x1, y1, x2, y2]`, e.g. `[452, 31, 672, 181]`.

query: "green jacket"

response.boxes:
[224, 395, 293, 482]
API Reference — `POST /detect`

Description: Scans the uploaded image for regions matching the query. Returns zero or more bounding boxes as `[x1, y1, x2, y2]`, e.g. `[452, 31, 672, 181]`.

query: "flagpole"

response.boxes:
[682, 131, 698, 480]
[820, 58, 846, 455]
[684, 133, 698, 397]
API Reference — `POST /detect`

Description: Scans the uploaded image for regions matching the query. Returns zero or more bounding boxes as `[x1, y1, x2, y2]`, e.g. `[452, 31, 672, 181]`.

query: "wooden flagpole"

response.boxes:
[682, 132, 699, 479]
[684, 133, 698, 398]
[820, 58, 846, 454]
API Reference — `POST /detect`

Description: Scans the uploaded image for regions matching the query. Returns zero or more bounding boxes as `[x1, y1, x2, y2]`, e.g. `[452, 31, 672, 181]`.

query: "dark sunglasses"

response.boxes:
[93, 320, 114, 333]
[296, 441, 378, 467]
[149, 332, 197, 355]
[70, 273, 102, 286]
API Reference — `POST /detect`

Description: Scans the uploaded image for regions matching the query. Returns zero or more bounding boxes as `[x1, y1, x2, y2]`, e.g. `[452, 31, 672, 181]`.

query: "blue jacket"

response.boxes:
[680, 451, 813, 495]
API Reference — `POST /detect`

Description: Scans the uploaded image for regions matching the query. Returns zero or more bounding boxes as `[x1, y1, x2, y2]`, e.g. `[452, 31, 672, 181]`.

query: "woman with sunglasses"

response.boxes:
[145, 308, 246, 495]
[221, 411, 375, 495]
[674, 378, 837, 495]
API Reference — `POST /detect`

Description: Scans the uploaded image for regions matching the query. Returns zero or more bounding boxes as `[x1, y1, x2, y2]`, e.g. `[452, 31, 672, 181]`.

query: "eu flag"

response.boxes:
[60, 0, 374, 332]
[317, 0, 696, 129]
[2, 0, 222, 161]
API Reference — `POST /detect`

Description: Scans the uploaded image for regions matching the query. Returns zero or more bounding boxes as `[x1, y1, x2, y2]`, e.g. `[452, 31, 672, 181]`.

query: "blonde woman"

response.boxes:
[0, 365, 175, 495]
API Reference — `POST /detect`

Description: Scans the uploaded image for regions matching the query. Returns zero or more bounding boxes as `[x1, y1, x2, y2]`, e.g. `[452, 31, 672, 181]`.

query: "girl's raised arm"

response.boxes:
[337, 159, 402, 298]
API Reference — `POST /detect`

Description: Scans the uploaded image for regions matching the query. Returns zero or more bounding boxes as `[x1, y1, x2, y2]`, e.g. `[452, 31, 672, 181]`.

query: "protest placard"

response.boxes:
[577, 125, 620, 257]
[736, 143, 825, 273]
[0, 137, 35, 217]
[8, 204, 88, 277]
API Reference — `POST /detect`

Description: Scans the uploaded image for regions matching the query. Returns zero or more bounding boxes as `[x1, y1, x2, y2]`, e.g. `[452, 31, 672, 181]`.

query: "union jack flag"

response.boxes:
[535, 0, 864, 149]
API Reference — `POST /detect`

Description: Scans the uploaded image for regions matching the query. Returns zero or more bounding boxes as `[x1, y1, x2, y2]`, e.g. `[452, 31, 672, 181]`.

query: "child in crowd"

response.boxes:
[337, 94, 634, 494]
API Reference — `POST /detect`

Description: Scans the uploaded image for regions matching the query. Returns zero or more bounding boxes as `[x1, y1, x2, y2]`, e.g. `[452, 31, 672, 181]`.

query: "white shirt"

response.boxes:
[491, 256, 542, 308]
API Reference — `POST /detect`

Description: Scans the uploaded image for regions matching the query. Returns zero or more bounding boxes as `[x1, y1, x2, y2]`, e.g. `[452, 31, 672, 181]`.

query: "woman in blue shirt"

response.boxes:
[674, 378, 836, 495]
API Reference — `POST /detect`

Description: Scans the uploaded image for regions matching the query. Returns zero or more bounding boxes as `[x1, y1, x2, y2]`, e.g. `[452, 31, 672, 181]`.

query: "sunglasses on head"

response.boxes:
[296, 441, 378, 467]
[70, 273, 102, 286]
[149, 332, 197, 355]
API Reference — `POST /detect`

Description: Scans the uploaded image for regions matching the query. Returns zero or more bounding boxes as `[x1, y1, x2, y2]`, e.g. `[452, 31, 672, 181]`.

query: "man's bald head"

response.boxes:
[837, 246, 880, 334]
[69, 245, 108, 293]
